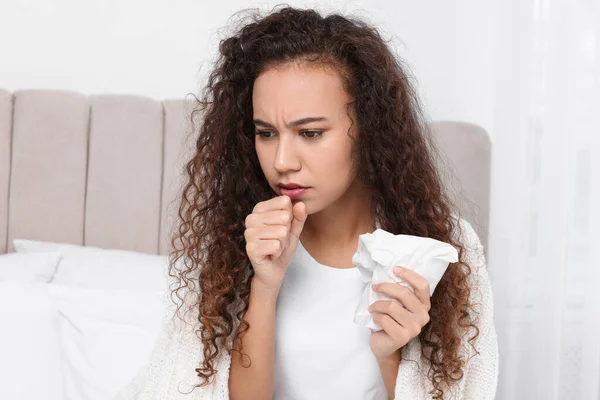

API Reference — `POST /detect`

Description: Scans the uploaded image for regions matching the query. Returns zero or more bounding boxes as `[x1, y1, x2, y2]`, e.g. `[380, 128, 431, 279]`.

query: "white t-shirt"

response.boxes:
[273, 240, 388, 399]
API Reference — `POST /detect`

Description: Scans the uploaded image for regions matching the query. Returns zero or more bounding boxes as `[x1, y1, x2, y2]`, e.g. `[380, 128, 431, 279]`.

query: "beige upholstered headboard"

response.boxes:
[0, 89, 491, 256]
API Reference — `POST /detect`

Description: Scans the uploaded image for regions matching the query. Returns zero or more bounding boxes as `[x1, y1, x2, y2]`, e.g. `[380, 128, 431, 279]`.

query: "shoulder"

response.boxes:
[449, 216, 490, 295]
[450, 215, 485, 262]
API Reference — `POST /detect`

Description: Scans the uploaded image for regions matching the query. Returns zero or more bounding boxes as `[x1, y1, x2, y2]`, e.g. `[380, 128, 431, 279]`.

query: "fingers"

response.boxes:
[246, 239, 283, 262]
[245, 225, 288, 258]
[245, 209, 293, 229]
[369, 297, 430, 331]
[244, 225, 288, 241]
[288, 201, 307, 243]
[244, 196, 305, 264]
[252, 195, 293, 214]
[372, 312, 412, 347]
[372, 282, 423, 313]
[369, 298, 413, 326]
[393, 267, 431, 310]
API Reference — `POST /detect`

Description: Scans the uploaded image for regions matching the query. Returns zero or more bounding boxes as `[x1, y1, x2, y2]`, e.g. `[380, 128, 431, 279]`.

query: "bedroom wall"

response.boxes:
[0, 0, 495, 139]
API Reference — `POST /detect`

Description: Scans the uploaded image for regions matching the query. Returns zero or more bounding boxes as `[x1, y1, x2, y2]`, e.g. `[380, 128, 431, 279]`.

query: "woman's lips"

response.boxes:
[279, 187, 308, 199]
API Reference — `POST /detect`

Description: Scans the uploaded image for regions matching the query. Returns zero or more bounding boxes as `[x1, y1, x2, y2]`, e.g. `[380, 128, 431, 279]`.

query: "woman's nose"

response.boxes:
[273, 135, 300, 172]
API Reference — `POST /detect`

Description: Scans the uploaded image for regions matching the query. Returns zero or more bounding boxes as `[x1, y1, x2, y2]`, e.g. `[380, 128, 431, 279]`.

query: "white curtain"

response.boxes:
[488, 0, 600, 399]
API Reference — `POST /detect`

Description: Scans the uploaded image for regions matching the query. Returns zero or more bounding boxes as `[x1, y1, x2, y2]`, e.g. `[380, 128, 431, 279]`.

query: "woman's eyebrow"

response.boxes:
[253, 117, 328, 128]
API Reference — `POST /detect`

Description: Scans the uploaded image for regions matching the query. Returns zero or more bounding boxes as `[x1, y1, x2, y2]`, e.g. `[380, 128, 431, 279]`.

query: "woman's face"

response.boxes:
[252, 63, 359, 214]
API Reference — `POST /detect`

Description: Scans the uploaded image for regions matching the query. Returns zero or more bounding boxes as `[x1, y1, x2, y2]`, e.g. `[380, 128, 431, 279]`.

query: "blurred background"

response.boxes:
[1, 0, 598, 398]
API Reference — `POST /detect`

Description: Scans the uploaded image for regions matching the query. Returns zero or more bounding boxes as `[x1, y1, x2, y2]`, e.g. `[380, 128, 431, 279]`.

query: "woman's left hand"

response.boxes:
[369, 266, 432, 361]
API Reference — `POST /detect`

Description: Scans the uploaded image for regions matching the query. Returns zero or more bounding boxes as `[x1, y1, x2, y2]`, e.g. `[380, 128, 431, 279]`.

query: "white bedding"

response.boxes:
[0, 240, 173, 400]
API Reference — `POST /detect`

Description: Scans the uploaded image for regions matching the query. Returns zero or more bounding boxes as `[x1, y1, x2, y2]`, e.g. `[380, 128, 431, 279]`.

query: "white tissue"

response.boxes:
[352, 229, 459, 332]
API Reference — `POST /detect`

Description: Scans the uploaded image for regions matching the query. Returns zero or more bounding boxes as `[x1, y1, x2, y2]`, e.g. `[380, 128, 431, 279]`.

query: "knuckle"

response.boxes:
[423, 313, 431, 325]
[412, 322, 421, 335]
[277, 226, 289, 237]
[280, 196, 291, 208]
[389, 301, 402, 314]
[383, 301, 394, 313]
[396, 285, 409, 297]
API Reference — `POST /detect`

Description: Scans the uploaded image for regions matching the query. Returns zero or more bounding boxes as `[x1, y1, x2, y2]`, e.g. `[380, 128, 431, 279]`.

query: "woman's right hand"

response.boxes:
[244, 195, 308, 294]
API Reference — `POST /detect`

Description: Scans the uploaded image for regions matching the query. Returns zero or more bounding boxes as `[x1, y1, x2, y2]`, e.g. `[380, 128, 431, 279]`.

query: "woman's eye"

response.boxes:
[254, 130, 324, 140]
[255, 131, 275, 139]
[302, 130, 323, 140]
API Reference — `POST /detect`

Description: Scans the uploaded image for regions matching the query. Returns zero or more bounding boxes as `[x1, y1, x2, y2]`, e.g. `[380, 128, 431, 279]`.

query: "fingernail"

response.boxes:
[394, 266, 404, 275]
[372, 283, 379, 291]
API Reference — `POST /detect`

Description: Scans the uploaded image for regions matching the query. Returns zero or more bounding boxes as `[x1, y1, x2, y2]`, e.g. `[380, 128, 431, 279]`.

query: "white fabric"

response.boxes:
[114, 218, 498, 399]
[0, 251, 62, 283]
[0, 281, 64, 400]
[12, 239, 169, 292]
[352, 230, 458, 331]
[489, 1, 600, 398]
[46, 283, 170, 400]
[272, 239, 388, 399]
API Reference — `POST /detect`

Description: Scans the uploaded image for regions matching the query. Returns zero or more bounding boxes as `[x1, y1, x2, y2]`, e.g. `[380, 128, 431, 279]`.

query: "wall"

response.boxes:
[0, 0, 495, 137]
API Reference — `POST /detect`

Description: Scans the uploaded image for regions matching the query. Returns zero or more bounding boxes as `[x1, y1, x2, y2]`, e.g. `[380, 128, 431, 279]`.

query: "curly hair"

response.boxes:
[168, 5, 480, 399]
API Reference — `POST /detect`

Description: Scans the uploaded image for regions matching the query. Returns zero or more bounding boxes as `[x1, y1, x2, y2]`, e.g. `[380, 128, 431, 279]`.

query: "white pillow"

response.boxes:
[12, 239, 169, 292]
[0, 251, 62, 283]
[46, 283, 170, 400]
[0, 280, 64, 400]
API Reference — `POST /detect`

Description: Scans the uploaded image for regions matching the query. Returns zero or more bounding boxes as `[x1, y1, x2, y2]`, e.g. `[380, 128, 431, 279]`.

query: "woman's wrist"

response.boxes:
[376, 348, 402, 364]
[250, 277, 280, 304]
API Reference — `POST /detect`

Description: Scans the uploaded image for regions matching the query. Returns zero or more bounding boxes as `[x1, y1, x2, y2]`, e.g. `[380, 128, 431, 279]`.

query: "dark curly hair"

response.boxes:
[168, 5, 480, 399]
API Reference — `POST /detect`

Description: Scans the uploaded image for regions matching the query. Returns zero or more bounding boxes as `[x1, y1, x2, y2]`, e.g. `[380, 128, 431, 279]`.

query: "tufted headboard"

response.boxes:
[0, 89, 491, 255]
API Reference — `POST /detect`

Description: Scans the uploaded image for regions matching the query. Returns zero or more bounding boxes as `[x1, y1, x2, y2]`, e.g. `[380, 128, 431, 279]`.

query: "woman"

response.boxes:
[115, 6, 498, 400]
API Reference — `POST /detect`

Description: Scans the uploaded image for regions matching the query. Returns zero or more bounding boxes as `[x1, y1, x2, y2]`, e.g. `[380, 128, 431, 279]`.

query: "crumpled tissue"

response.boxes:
[352, 229, 459, 332]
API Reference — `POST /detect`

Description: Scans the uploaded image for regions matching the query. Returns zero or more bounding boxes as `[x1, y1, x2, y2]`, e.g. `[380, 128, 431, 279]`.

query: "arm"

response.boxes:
[457, 220, 499, 399]
[378, 350, 401, 399]
[458, 225, 499, 399]
[229, 279, 279, 400]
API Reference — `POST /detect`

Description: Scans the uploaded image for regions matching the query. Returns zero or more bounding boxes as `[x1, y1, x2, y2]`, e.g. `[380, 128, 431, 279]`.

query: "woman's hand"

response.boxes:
[369, 266, 432, 361]
[244, 195, 307, 295]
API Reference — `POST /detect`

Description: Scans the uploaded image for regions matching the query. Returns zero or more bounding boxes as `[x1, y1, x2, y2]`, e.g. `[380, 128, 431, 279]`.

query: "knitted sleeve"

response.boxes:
[112, 317, 180, 400]
[394, 218, 499, 399]
[457, 219, 499, 399]
[112, 301, 232, 400]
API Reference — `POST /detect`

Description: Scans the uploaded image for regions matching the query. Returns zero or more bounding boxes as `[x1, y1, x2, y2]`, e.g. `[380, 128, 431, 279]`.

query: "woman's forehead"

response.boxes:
[252, 65, 351, 121]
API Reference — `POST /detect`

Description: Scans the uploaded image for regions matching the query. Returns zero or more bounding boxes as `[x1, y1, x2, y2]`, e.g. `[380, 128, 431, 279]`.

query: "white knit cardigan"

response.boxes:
[114, 219, 499, 399]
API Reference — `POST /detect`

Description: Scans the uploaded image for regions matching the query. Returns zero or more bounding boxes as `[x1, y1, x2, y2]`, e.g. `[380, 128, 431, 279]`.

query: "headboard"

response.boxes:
[0, 89, 491, 255]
